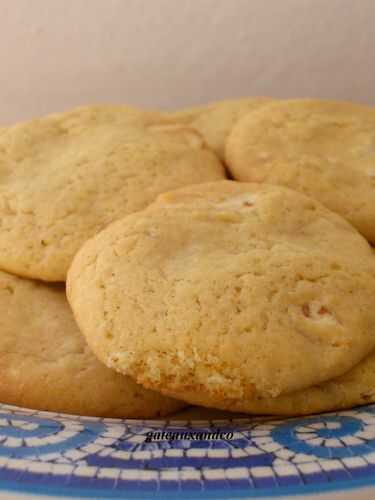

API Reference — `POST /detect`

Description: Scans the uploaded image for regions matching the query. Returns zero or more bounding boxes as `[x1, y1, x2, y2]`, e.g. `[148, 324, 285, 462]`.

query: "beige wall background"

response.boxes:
[1, 0, 374, 125]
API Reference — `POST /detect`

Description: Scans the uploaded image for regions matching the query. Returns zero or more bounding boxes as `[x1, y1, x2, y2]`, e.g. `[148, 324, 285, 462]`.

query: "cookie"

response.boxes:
[0, 106, 225, 281]
[0, 269, 184, 417]
[226, 99, 375, 243]
[235, 348, 375, 416]
[168, 98, 272, 160]
[67, 181, 375, 409]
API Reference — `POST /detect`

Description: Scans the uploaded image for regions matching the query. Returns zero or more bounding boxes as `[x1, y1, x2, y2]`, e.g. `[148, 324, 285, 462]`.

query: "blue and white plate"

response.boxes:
[0, 403, 375, 499]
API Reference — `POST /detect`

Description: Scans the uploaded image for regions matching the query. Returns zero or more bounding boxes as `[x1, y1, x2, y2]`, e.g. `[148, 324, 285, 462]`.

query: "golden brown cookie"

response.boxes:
[0, 269, 184, 417]
[226, 99, 375, 243]
[67, 181, 375, 410]
[0, 106, 225, 281]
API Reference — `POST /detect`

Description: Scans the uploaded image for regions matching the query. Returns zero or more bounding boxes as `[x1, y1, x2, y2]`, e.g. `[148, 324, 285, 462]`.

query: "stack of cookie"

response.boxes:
[1, 99, 375, 418]
[0, 105, 224, 417]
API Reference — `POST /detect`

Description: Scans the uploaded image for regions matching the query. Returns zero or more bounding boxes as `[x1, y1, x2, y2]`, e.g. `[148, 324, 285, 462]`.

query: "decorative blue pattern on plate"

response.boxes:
[0, 403, 375, 498]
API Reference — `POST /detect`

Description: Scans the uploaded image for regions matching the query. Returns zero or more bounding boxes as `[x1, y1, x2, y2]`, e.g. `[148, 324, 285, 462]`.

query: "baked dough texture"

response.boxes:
[67, 181, 375, 411]
[230, 349, 375, 416]
[0, 105, 225, 281]
[168, 98, 272, 160]
[226, 99, 375, 243]
[0, 269, 184, 417]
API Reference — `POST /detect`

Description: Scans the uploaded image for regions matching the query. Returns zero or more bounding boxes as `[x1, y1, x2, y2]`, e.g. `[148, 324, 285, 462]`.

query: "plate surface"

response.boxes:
[0, 403, 375, 498]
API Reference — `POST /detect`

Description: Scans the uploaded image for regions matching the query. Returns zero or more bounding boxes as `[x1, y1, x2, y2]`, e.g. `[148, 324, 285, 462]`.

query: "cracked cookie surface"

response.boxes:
[0, 105, 225, 281]
[67, 181, 375, 410]
[226, 99, 375, 244]
[0, 269, 184, 417]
